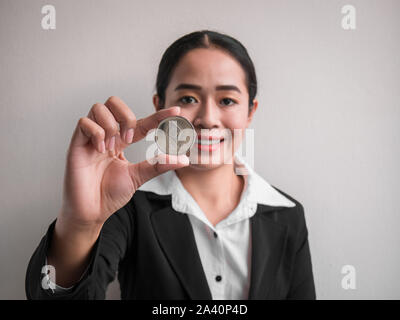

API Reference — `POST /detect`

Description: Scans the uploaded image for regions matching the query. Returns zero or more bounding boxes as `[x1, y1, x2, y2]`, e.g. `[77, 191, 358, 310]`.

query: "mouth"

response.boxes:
[195, 135, 225, 151]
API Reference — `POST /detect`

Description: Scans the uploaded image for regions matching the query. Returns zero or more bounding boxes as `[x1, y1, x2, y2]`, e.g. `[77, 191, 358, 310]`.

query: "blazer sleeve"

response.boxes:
[287, 204, 316, 300]
[25, 200, 134, 300]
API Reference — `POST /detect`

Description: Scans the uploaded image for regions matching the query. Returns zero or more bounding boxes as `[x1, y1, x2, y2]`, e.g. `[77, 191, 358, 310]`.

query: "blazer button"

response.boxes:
[215, 275, 222, 282]
[213, 232, 218, 238]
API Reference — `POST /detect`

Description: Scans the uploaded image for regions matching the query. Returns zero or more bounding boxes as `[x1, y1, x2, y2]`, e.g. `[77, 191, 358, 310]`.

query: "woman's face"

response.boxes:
[153, 47, 258, 170]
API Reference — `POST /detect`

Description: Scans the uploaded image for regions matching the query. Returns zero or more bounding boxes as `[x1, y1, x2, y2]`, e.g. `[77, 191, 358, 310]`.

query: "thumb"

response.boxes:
[129, 153, 190, 188]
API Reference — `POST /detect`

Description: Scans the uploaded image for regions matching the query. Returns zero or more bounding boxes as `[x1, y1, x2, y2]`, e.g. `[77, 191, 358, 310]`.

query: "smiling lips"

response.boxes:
[196, 135, 225, 151]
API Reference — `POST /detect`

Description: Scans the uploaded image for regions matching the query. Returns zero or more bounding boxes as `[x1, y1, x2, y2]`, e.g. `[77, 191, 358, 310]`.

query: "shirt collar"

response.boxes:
[137, 153, 296, 214]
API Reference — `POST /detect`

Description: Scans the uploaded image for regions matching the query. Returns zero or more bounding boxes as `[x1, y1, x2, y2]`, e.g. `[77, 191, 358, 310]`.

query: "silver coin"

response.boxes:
[155, 116, 196, 155]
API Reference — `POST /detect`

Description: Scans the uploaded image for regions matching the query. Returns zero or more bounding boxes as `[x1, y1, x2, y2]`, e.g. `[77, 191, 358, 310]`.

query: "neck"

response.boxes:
[175, 163, 244, 208]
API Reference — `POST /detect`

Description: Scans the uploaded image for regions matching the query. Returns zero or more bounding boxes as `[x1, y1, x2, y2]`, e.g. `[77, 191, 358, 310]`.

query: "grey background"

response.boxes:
[0, 0, 399, 299]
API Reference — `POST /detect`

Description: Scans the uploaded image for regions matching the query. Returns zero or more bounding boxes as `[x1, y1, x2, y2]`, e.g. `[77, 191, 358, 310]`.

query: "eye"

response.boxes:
[179, 96, 198, 104]
[220, 98, 237, 106]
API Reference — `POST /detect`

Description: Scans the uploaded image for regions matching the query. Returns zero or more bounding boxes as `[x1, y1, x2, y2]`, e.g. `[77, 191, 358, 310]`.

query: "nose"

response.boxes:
[192, 98, 221, 130]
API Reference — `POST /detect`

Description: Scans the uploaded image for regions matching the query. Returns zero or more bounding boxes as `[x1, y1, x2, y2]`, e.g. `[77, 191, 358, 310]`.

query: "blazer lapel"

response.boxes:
[150, 203, 212, 300]
[248, 204, 289, 299]
[148, 193, 289, 300]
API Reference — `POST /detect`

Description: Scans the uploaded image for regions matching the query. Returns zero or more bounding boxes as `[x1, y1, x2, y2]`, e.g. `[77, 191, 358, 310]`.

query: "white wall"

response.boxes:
[1, 0, 399, 299]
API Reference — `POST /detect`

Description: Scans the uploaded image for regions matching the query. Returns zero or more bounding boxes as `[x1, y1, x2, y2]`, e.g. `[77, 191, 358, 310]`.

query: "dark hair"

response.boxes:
[155, 30, 257, 111]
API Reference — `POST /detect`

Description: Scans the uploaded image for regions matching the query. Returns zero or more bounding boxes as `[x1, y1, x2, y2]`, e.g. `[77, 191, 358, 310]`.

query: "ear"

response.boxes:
[153, 94, 163, 112]
[246, 99, 258, 127]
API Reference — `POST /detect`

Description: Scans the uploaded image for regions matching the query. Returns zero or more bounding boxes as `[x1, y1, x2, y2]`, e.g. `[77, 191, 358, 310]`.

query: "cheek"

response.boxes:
[223, 113, 249, 151]
[223, 109, 249, 131]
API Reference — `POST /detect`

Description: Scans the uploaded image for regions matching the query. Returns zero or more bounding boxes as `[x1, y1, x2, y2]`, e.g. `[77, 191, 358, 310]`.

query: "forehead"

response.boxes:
[168, 48, 247, 89]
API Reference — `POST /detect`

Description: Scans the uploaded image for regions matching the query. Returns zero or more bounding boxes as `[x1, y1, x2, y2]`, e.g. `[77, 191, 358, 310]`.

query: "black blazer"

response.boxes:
[25, 187, 316, 300]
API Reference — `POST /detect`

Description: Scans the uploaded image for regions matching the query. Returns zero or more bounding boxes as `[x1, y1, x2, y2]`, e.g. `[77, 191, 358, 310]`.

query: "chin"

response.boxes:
[183, 139, 236, 169]
[186, 151, 235, 170]
[188, 162, 224, 171]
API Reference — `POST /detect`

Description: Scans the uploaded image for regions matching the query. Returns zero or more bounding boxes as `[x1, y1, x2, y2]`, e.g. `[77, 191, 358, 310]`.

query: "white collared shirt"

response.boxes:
[47, 154, 296, 297]
[138, 153, 296, 300]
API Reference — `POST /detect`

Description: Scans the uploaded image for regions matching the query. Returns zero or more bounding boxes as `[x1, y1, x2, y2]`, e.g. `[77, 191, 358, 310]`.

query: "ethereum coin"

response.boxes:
[155, 116, 196, 155]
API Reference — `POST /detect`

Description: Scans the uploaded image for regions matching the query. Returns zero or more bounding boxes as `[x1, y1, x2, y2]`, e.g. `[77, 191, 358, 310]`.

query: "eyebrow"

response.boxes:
[174, 83, 241, 94]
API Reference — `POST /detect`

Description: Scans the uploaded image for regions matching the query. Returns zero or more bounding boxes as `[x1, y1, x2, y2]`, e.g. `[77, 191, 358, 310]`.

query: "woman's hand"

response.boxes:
[60, 96, 189, 228]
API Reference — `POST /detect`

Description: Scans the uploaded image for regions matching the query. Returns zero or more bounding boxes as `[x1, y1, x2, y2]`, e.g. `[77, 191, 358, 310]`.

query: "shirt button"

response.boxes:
[213, 232, 218, 238]
[215, 275, 222, 282]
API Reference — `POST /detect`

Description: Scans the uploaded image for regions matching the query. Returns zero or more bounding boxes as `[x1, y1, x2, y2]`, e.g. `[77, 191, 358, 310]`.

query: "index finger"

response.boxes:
[132, 106, 182, 142]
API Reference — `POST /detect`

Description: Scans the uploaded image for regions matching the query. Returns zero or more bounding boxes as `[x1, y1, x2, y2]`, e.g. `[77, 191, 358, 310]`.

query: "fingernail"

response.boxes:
[125, 128, 134, 144]
[179, 155, 189, 165]
[100, 140, 105, 153]
[109, 136, 115, 151]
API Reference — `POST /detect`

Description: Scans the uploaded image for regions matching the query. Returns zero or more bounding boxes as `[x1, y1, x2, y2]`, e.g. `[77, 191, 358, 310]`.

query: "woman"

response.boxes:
[25, 30, 316, 300]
